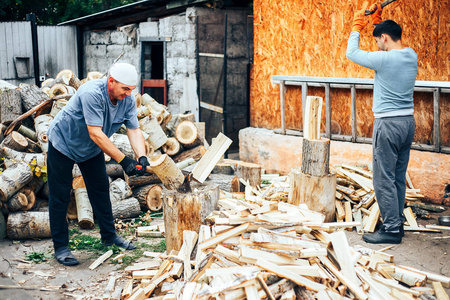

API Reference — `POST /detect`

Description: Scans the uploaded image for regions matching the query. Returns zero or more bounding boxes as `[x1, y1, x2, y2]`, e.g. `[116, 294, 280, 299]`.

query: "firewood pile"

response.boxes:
[103, 190, 449, 299]
[0, 69, 209, 239]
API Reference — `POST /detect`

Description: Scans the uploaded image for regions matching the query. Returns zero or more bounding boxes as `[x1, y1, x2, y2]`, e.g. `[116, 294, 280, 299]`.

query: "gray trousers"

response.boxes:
[372, 115, 415, 232]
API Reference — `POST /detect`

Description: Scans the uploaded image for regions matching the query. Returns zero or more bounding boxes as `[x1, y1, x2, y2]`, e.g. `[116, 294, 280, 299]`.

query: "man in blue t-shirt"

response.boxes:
[346, 4, 418, 244]
[47, 62, 150, 266]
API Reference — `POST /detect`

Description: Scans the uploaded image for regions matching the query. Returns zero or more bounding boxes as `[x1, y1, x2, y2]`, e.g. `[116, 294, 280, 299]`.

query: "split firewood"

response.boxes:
[132, 184, 163, 211]
[89, 250, 113, 270]
[7, 211, 51, 239]
[139, 116, 168, 150]
[56, 69, 82, 90]
[0, 89, 22, 125]
[49, 99, 68, 117]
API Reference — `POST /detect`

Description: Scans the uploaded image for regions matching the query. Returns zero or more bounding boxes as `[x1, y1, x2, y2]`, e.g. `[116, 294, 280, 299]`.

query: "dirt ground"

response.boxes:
[0, 171, 449, 299]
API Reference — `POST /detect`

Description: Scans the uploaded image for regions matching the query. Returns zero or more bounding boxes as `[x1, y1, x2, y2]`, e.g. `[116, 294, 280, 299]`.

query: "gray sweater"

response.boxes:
[346, 31, 418, 117]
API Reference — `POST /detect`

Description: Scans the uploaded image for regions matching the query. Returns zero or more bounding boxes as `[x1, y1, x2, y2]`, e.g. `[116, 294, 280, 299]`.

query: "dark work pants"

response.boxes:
[372, 115, 415, 233]
[48, 142, 116, 251]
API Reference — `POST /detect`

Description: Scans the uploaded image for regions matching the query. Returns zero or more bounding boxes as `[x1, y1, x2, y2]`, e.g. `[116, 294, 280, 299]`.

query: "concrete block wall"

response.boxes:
[84, 30, 140, 82]
[239, 127, 450, 205]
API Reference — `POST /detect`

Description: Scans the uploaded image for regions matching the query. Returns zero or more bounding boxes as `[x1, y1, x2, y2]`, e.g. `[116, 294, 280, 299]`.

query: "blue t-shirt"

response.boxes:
[346, 31, 418, 114]
[48, 79, 139, 163]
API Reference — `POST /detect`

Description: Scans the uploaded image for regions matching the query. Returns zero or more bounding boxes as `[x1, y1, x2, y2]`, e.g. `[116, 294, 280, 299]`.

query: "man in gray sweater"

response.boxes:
[346, 4, 418, 244]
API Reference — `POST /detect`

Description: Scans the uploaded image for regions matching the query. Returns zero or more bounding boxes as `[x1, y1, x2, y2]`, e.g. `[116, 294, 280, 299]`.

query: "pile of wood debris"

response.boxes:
[102, 189, 450, 300]
[0, 69, 207, 239]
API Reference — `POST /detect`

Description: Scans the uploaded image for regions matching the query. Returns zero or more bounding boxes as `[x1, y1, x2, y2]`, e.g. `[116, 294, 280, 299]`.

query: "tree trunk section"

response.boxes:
[2, 147, 46, 167]
[132, 184, 163, 211]
[125, 173, 161, 188]
[7, 211, 51, 239]
[288, 167, 336, 222]
[110, 178, 132, 204]
[150, 154, 184, 190]
[34, 114, 53, 154]
[1, 131, 28, 151]
[20, 186, 36, 211]
[139, 116, 167, 150]
[162, 182, 219, 253]
[41, 76, 69, 89]
[110, 133, 135, 159]
[49, 99, 68, 117]
[0, 89, 22, 125]
[175, 121, 203, 149]
[5, 192, 28, 212]
[18, 125, 37, 142]
[67, 194, 78, 220]
[48, 84, 68, 97]
[72, 163, 124, 178]
[75, 188, 94, 229]
[172, 145, 206, 163]
[111, 197, 141, 219]
[162, 137, 182, 156]
[0, 161, 33, 202]
[19, 84, 49, 114]
[235, 161, 262, 188]
[301, 138, 330, 176]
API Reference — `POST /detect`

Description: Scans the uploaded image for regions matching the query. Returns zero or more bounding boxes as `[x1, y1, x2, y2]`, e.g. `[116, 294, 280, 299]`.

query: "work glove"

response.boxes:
[138, 156, 150, 171]
[351, 8, 369, 33]
[119, 155, 145, 176]
[370, 3, 383, 26]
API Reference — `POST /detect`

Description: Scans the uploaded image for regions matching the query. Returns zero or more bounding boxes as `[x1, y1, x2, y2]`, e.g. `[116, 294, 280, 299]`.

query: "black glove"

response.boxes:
[138, 156, 150, 170]
[119, 156, 144, 176]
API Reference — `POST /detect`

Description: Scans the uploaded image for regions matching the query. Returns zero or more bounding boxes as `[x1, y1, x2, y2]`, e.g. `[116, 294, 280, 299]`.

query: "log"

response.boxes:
[1, 131, 28, 151]
[0, 89, 22, 125]
[288, 167, 336, 222]
[18, 125, 37, 142]
[162, 137, 182, 156]
[141, 94, 172, 126]
[175, 121, 203, 149]
[19, 84, 49, 114]
[41, 75, 69, 89]
[75, 188, 94, 229]
[110, 133, 135, 159]
[235, 161, 262, 188]
[112, 197, 141, 219]
[110, 178, 133, 204]
[56, 69, 82, 90]
[25, 176, 45, 198]
[126, 173, 161, 188]
[34, 114, 53, 154]
[2, 147, 46, 167]
[0, 212, 6, 239]
[7, 211, 51, 239]
[172, 145, 206, 163]
[139, 116, 168, 150]
[17, 187, 36, 211]
[149, 154, 184, 190]
[162, 181, 219, 253]
[72, 163, 124, 178]
[301, 138, 330, 176]
[67, 195, 78, 220]
[132, 184, 163, 211]
[5, 192, 28, 212]
[48, 84, 68, 97]
[49, 99, 68, 117]
[0, 161, 33, 202]
[23, 137, 42, 153]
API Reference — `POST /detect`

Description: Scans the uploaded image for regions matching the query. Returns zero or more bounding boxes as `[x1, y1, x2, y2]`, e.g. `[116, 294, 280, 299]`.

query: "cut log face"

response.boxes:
[139, 116, 168, 150]
[149, 154, 185, 190]
[48, 84, 68, 97]
[0, 89, 22, 125]
[132, 184, 162, 211]
[162, 137, 182, 156]
[20, 186, 36, 211]
[112, 197, 141, 219]
[5, 192, 28, 212]
[301, 138, 330, 177]
[34, 114, 53, 154]
[7, 211, 51, 239]
[1, 131, 28, 151]
[0, 161, 33, 202]
[19, 84, 49, 114]
[162, 182, 219, 253]
[175, 121, 202, 149]
[75, 188, 94, 229]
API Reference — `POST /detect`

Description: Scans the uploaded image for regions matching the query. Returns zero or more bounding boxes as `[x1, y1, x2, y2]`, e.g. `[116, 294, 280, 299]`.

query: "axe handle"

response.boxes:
[365, 0, 398, 15]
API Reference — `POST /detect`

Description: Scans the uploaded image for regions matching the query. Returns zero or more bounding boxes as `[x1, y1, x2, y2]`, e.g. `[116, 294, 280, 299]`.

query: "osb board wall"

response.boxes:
[251, 0, 450, 146]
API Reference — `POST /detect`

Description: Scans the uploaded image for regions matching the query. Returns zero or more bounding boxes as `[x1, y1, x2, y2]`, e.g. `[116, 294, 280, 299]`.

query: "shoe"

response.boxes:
[102, 235, 137, 250]
[363, 227, 402, 244]
[55, 247, 79, 266]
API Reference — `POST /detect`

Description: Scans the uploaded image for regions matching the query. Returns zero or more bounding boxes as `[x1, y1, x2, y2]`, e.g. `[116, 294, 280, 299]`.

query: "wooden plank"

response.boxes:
[426, 225, 450, 231]
[199, 101, 223, 114]
[89, 250, 113, 270]
[199, 222, 250, 251]
[403, 207, 418, 227]
[256, 259, 326, 292]
[244, 280, 260, 300]
[192, 132, 232, 183]
[363, 202, 380, 233]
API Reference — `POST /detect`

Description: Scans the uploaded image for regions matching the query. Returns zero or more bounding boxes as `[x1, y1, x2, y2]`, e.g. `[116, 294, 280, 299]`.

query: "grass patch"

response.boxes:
[25, 251, 52, 263]
[116, 239, 166, 267]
